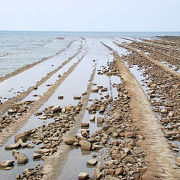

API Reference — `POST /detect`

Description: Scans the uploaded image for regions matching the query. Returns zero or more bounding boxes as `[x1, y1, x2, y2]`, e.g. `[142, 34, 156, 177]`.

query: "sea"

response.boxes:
[0, 31, 180, 77]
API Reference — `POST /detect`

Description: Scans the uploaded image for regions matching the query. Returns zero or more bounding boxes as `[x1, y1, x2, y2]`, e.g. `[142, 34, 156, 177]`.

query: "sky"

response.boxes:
[0, 0, 180, 32]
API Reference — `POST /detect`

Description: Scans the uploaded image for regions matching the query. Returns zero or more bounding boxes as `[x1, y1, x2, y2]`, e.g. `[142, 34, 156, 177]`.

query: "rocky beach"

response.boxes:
[0, 35, 180, 180]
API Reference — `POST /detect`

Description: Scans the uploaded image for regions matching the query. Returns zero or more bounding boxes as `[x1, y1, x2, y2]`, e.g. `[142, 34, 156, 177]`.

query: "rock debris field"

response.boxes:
[0, 37, 180, 180]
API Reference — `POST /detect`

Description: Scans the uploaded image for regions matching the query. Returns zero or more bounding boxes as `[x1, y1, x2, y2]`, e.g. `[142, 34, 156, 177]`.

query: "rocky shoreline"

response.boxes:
[0, 37, 179, 180]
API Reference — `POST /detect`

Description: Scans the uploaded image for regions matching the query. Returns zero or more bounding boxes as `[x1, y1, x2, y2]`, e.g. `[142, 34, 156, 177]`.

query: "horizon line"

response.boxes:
[0, 30, 180, 33]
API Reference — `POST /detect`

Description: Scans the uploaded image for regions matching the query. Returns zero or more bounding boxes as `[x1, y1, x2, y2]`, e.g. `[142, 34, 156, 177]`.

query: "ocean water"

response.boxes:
[58, 31, 180, 38]
[0, 31, 180, 77]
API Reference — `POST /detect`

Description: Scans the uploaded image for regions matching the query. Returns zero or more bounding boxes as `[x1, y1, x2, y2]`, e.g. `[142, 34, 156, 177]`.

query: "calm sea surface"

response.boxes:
[0, 31, 180, 77]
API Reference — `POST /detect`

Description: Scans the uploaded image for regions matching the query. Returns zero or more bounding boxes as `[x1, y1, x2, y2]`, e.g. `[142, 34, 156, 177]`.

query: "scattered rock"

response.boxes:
[170, 142, 178, 149]
[161, 108, 167, 113]
[91, 88, 98, 93]
[58, 96, 64, 99]
[125, 132, 135, 138]
[79, 140, 91, 150]
[51, 106, 61, 113]
[90, 115, 95, 121]
[14, 130, 31, 143]
[64, 137, 78, 145]
[0, 160, 14, 168]
[33, 153, 42, 160]
[13, 151, 28, 164]
[38, 116, 47, 120]
[35, 149, 50, 154]
[16, 174, 21, 179]
[87, 159, 97, 166]
[81, 129, 89, 137]
[81, 122, 89, 128]
[115, 167, 123, 176]
[123, 155, 136, 163]
[5, 143, 20, 150]
[74, 96, 81, 100]
[97, 117, 104, 124]
[168, 111, 173, 117]
[78, 172, 89, 180]
[105, 169, 115, 175]
[150, 84, 157, 89]
[34, 111, 42, 116]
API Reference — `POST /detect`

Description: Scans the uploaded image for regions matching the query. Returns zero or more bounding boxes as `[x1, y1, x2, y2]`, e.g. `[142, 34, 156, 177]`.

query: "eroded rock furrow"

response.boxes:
[0, 53, 86, 147]
[115, 42, 180, 78]
[103, 43, 180, 179]
[0, 47, 83, 135]
[129, 41, 180, 68]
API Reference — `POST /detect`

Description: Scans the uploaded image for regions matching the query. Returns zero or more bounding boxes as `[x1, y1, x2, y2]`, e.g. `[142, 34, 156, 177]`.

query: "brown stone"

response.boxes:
[14, 130, 31, 143]
[115, 167, 123, 176]
[105, 169, 115, 175]
[81, 122, 89, 128]
[79, 140, 91, 150]
[64, 137, 78, 145]
[123, 155, 136, 163]
[125, 132, 135, 138]
[74, 96, 81, 100]
[97, 117, 104, 124]
[13, 151, 28, 164]
[0, 160, 14, 168]
[78, 172, 89, 180]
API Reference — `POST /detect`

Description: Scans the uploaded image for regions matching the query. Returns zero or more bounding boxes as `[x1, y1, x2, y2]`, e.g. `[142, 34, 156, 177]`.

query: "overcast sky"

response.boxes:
[0, 0, 180, 31]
